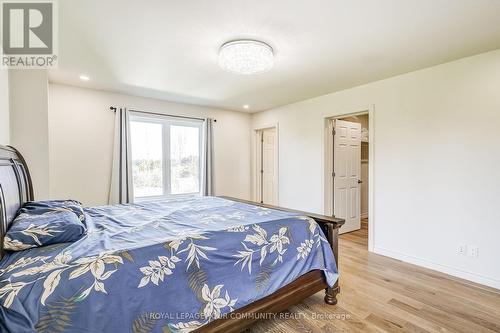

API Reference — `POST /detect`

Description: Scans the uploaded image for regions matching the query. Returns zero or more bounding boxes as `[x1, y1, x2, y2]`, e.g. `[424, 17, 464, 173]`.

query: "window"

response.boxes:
[130, 113, 203, 200]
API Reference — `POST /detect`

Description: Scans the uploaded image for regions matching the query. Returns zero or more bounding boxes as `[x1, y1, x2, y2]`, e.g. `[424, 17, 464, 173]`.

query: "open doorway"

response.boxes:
[254, 126, 278, 205]
[325, 109, 373, 250]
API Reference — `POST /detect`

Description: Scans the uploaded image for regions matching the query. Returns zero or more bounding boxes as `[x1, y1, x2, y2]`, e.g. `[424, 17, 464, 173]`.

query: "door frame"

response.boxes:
[253, 123, 279, 204]
[324, 106, 375, 251]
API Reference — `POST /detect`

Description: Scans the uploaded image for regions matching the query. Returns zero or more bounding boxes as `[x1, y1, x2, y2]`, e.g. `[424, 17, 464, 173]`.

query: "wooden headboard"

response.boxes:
[0, 145, 33, 258]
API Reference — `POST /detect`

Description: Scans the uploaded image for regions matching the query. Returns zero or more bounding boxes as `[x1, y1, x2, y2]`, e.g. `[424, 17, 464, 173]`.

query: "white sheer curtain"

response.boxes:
[109, 107, 134, 204]
[202, 118, 214, 196]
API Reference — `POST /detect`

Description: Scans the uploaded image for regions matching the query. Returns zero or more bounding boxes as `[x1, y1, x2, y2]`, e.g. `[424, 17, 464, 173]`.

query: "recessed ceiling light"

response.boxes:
[219, 40, 274, 75]
[243, 104, 250, 109]
[79, 74, 90, 81]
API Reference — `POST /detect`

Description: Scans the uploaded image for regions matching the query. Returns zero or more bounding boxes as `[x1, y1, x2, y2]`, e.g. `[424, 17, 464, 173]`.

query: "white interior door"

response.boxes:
[257, 128, 278, 205]
[333, 119, 361, 233]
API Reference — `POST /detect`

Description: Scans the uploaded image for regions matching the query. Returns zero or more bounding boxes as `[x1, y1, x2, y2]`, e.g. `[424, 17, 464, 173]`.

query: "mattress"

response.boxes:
[0, 196, 337, 332]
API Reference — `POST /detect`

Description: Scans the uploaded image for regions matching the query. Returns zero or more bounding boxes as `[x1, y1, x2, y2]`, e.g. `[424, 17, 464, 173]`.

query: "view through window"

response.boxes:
[130, 114, 202, 199]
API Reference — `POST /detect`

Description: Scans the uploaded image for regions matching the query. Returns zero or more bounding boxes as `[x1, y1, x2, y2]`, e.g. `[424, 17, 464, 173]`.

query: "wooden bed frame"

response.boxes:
[0, 145, 345, 333]
[0, 145, 34, 259]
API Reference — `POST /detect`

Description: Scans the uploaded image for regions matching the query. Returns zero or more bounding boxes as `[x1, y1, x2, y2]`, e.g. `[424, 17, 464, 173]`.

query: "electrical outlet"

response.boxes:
[468, 246, 479, 258]
[457, 244, 467, 255]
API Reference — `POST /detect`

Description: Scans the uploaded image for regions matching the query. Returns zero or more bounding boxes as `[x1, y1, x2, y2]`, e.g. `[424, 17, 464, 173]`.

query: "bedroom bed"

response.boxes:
[0, 145, 344, 333]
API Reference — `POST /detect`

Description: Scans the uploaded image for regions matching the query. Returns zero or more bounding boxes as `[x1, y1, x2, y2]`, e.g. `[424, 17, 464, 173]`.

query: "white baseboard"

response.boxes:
[373, 246, 500, 290]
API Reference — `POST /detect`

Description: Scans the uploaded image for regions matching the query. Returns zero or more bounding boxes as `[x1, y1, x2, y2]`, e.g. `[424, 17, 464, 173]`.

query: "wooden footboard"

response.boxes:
[198, 270, 327, 333]
[194, 197, 345, 332]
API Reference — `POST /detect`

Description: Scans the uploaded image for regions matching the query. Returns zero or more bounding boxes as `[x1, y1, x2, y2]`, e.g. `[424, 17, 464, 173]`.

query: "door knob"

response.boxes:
[357, 179, 362, 184]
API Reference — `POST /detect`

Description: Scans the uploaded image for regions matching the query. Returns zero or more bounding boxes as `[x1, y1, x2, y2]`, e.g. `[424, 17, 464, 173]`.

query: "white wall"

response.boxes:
[252, 49, 500, 289]
[0, 69, 9, 145]
[9, 70, 50, 199]
[48, 84, 252, 206]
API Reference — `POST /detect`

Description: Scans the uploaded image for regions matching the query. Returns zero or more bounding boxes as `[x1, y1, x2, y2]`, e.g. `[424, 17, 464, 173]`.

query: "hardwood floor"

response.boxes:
[247, 218, 500, 332]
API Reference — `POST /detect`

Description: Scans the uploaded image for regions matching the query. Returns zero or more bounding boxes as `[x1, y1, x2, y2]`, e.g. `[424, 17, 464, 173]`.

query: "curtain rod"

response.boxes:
[109, 106, 216, 122]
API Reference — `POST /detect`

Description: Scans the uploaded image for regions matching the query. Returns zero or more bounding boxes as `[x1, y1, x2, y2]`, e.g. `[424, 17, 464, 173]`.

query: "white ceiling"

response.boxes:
[50, 0, 500, 112]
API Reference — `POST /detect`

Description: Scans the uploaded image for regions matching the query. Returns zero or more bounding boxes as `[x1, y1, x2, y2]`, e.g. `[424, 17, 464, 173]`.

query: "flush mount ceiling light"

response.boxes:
[219, 40, 274, 75]
[79, 74, 90, 81]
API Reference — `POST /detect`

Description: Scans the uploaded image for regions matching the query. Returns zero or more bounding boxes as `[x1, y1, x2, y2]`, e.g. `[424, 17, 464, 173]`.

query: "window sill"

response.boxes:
[134, 193, 202, 203]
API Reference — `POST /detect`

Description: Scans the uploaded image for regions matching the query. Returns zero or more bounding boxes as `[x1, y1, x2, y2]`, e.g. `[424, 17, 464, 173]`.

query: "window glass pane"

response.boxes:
[170, 125, 200, 194]
[130, 121, 163, 197]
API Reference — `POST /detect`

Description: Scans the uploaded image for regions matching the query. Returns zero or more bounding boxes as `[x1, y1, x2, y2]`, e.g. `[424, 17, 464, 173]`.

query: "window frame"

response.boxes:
[129, 112, 204, 201]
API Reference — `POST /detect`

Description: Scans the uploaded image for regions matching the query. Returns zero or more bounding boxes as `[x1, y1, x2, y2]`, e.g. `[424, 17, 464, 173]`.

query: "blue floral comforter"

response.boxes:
[0, 196, 338, 333]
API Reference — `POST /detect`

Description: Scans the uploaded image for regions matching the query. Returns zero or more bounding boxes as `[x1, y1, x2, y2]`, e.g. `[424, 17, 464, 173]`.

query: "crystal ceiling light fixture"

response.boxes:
[219, 40, 274, 75]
